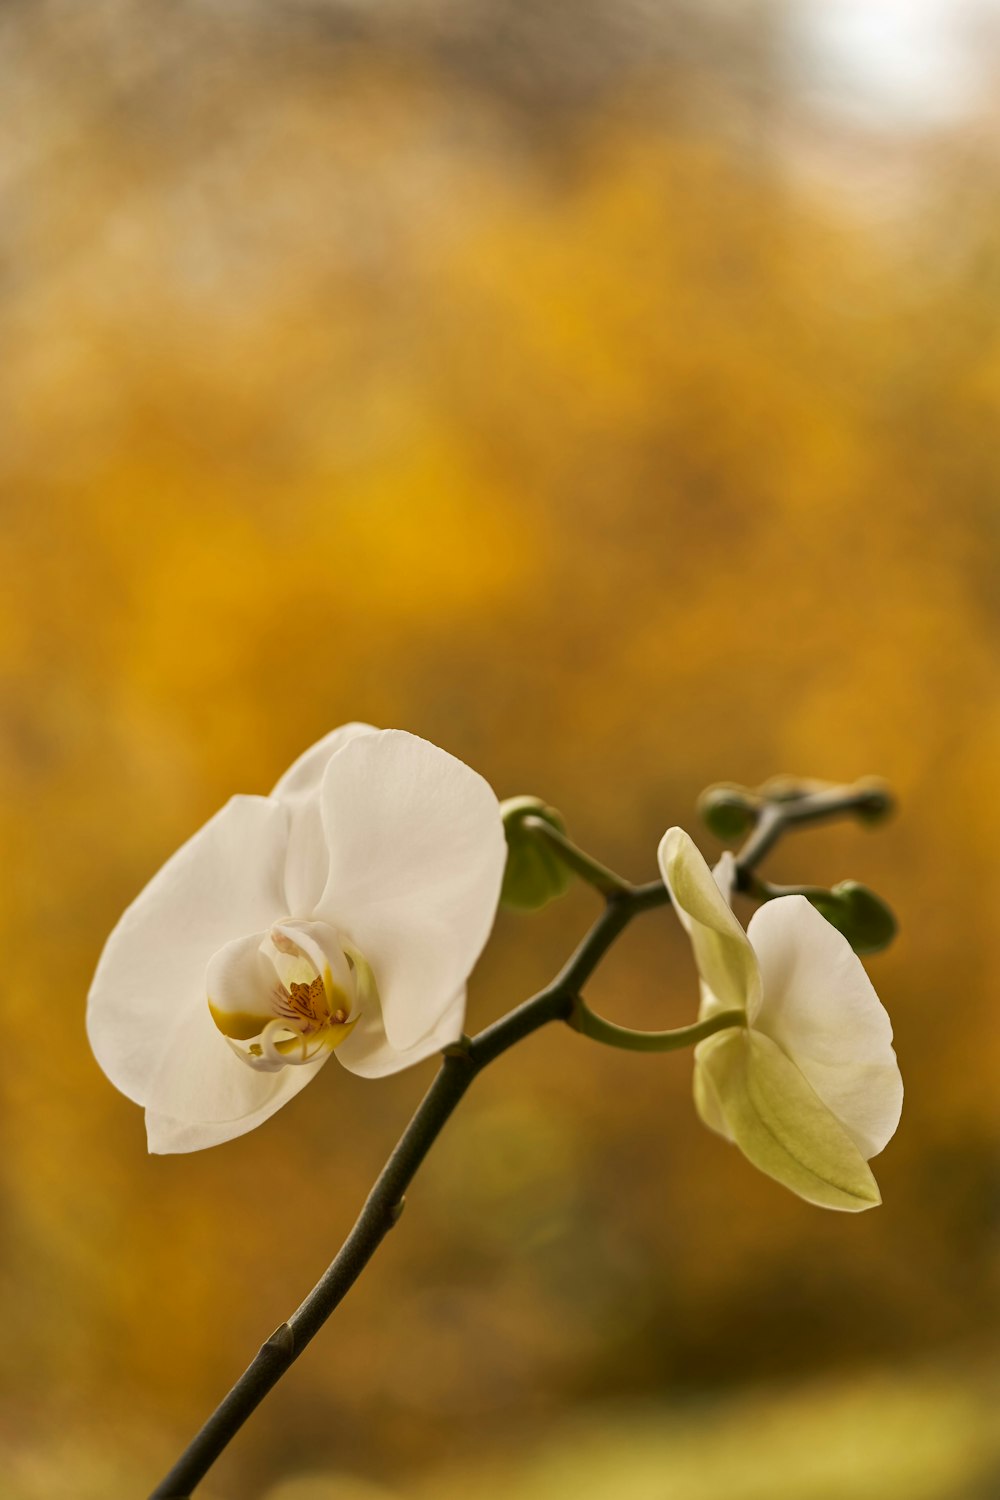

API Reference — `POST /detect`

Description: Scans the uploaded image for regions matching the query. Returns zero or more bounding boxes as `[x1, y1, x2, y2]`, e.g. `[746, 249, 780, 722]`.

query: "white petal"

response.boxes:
[87, 796, 290, 1105]
[747, 896, 903, 1159]
[270, 723, 379, 803]
[658, 827, 761, 1018]
[145, 1064, 319, 1153]
[142, 978, 329, 1127]
[336, 984, 466, 1079]
[314, 731, 504, 1052]
[271, 725, 379, 916]
[282, 805, 331, 920]
[697, 1028, 883, 1212]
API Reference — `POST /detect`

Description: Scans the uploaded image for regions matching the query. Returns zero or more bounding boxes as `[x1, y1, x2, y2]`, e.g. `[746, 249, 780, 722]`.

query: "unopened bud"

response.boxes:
[697, 784, 761, 841]
[809, 881, 897, 955]
[851, 777, 895, 825]
[499, 797, 573, 912]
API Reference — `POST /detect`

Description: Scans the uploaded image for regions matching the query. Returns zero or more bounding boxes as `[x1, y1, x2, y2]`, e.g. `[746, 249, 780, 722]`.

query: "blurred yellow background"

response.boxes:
[2, 2, 998, 1496]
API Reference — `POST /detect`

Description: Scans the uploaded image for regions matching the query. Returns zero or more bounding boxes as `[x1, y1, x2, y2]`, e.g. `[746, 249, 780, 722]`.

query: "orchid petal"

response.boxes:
[747, 896, 903, 1158]
[659, 827, 761, 1018]
[145, 1061, 320, 1153]
[87, 796, 289, 1106]
[143, 979, 329, 1130]
[314, 731, 505, 1052]
[693, 1045, 734, 1141]
[271, 724, 379, 916]
[336, 985, 466, 1079]
[270, 723, 379, 803]
[697, 1029, 882, 1212]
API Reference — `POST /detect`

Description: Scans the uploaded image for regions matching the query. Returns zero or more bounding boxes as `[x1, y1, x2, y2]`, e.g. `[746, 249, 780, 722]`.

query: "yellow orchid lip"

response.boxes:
[209, 931, 363, 1072]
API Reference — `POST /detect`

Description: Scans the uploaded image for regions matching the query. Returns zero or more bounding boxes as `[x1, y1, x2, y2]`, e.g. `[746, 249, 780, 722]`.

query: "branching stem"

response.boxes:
[733, 779, 891, 880]
[149, 779, 883, 1499]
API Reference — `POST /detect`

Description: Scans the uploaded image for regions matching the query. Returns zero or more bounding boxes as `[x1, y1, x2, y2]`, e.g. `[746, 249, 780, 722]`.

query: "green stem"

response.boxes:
[569, 999, 745, 1052]
[520, 815, 630, 896]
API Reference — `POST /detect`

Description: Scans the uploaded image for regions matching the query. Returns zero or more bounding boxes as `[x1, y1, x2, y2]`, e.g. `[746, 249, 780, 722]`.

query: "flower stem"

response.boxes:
[519, 815, 631, 896]
[569, 999, 745, 1052]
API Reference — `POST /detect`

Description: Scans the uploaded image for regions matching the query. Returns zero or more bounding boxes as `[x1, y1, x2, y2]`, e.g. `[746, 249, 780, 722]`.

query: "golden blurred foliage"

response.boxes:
[1, 2, 998, 1496]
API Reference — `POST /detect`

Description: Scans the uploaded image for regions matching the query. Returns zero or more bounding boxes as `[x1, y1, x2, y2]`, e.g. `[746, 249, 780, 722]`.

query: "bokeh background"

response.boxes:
[2, 1, 999, 1496]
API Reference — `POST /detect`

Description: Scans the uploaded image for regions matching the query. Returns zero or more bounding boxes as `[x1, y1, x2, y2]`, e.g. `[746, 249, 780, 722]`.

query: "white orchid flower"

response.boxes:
[88, 725, 507, 1154]
[658, 828, 903, 1212]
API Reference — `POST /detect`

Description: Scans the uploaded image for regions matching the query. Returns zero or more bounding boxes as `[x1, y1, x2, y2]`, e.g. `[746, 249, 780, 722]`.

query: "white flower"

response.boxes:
[88, 725, 507, 1153]
[658, 828, 903, 1212]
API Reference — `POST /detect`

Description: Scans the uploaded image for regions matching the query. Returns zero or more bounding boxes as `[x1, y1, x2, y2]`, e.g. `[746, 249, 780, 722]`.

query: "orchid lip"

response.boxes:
[207, 922, 366, 1073]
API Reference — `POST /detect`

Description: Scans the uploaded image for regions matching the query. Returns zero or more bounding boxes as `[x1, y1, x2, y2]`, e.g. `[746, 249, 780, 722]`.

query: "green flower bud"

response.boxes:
[697, 784, 761, 841]
[499, 797, 573, 912]
[851, 777, 895, 825]
[808, 881, 898, 955]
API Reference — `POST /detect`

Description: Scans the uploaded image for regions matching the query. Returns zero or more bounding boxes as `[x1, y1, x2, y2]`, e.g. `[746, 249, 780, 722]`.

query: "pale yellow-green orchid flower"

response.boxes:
[659, 828, 903, 1212]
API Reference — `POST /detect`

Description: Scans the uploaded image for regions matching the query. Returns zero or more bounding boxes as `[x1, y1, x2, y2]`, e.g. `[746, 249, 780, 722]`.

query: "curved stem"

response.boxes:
[569, 999, 745, 1052]
[520, 815, 631, 896]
